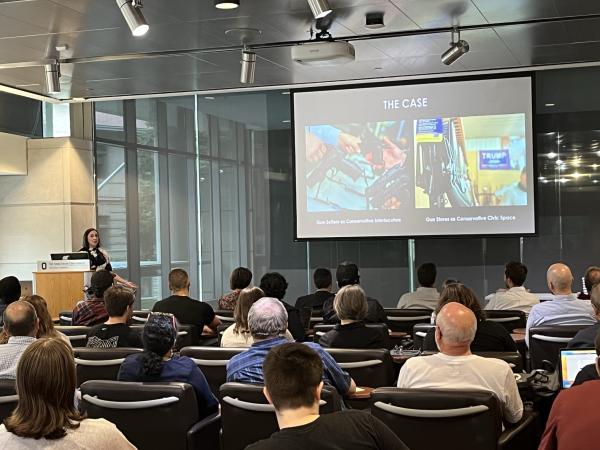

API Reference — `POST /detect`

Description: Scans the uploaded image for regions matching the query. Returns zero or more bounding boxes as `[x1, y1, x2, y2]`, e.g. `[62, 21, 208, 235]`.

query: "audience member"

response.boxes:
[571, 331, 600, 387]
[0, 338, 135, 449]
[0, 301, 38, 379]
[218, 267, 253, 310]
[295, 268, 335, 311]
[423, 283, 516, 352]
[323, 262, 387, 325]
[118, 312, 218, 418]
[484, 261, 539, 314]
[0, 276, 21, 323]
[526, 263, 595, 346]
[577, 266, 600, 300]
[442, 278, 460, 288]
[260, 272, 306, 340]
[568, 283, 600, 349]
[397, 263, 439, 310]
[226, 298, 356, 396]
[319, 285, 389, 349]
[72, 269, 113, 326]
[539, 330, 600, 450]
[398, 303, 523, 424]
[247, 343, 408, 450]
[86, 286, 142, 348]
[22, 295, 70, 346]
[152, 269, 220, 339]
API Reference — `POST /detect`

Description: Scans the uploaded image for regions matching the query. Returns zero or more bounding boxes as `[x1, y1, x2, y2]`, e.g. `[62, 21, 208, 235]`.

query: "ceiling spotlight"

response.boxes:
[116, 0, 149, 37]
[44, 62, 60, 94]
[547, 152, 557, 159]
[441, 28, 469, 65]
[307, 0, 332, 19]
[215, 0, 239, 9]
[240, 50, 256, 84]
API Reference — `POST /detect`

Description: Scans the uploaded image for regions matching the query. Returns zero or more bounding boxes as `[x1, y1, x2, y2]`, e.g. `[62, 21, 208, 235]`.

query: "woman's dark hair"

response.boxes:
[82, 228, 101, 249]
[260, 272, 288, 300]
[230, 267, 253, 290]
[0, 276, 21, 304]
[140, 313, 177, 377]
[436, 283, 485, 321]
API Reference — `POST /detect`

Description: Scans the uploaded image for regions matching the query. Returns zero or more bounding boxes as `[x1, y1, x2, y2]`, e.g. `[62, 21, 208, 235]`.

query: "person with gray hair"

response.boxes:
[0, 301, 39, 379]
[397, 302, 523, 424]
[525, 262, 595, 346]
[227, 297, 356, 396]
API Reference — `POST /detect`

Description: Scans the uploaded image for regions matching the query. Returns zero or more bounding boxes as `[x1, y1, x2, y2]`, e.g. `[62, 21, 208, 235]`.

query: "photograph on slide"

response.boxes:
[414, 113, 528, 209]
[304, 120, 413, 212]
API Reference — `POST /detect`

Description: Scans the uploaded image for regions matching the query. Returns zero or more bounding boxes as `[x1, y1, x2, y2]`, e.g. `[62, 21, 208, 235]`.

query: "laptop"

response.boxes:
[50, 252, 90, 261]
[559, 348, 597, 389]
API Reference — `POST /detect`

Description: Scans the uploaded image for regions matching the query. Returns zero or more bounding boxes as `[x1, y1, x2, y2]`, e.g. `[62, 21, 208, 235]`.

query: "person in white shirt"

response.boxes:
[484, 261, 539, 315]
[397, 263, 439, 310]
[397, 302, 523, 424]
[525, 263, 596, 346]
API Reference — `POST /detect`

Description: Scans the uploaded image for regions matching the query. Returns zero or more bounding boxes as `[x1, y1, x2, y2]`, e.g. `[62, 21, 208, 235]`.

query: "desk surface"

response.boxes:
[511, 333, 525, 343]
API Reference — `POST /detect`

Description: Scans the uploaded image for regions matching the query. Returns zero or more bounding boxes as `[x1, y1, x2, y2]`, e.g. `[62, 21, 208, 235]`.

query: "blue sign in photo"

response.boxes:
[479, 149, 510, 170]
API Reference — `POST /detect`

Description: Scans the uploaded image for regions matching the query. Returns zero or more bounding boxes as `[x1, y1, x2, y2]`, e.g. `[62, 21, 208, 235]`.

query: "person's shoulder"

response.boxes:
[470, 354, 513, 371]
[75, 419, 133, 445]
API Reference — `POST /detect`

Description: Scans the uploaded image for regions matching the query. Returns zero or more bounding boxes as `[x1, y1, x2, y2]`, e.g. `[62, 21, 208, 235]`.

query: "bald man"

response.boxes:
[397, 303, 523, 423]
[0, 301, 38, 379]
[525, 263, 595, 346]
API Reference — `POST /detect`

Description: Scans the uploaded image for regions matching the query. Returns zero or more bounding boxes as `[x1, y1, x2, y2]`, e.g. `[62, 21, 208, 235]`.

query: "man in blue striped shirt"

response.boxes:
[226, 297, 356, 396]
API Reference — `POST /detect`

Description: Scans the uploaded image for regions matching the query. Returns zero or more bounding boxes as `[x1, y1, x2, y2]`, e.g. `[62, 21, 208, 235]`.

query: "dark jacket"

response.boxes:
[323, 295, 387, 325]
[568, 322, 600, 349]
[319, 321, 389, 349]
[295, 291, 335, 311]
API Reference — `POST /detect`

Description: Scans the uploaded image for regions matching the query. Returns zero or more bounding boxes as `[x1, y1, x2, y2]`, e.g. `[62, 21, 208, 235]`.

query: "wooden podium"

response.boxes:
[33, 260, 93, 319]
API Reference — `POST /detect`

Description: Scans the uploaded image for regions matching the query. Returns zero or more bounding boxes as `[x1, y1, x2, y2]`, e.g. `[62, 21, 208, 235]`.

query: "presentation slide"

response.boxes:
[292, 76, 535, 239]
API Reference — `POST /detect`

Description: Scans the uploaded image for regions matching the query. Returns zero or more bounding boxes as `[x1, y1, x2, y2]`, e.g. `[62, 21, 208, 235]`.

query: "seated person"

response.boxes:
[540, 331, 600, 449]
[221, 288, 293, 347]
[397, 263, 439, 310]
[0, 302, 38, 379]
[152, 268, 220, 339]
[484, 261, 539, 314]
[319, 285, 389, 349]
[226, 297, 356, 397]
[0, 276, 21, 325]
[260, 272, 306, 341]
[398, 303, 523, 424]
[218, 267, 253, 310]
[423, 283, 517, 352]
[247, 343, 408, 450]
[323, 262, 387, 325]
[577, 266, 600, 300]
[118, 312, 218, 418]
[568, 283, 600, 349]
[86, 286, 143, 348]
[526, 263, 595, 346]
[295, 268, 335, 311]
[72, 270, 113, 326]
[0, 337, 135, 448]
[22, 295, 70, 346]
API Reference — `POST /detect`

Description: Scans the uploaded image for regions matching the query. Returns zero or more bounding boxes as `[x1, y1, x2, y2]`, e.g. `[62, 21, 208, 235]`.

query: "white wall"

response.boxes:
[0, 132, 27, 175]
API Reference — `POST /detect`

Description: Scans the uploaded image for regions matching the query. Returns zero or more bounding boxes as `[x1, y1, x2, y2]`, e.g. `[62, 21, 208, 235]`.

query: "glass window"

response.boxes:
[169, 154, 194, 273]
[137, 150, 160, 264]
[95, 101, 124, 141]
[199, 159, 214, 299]
[43, 102, 70, 137]
[166, 97, 195, 152]
[219, 162, 240, 295]
[136, 99, 158, 146]
[217, 118, 237, 160]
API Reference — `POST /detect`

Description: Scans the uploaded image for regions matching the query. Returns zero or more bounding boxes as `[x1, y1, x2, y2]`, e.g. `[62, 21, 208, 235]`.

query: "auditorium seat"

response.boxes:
[371, 388, 536, 450]
[58, 311, 72, 325]
[529, 325, 589, 370]
[219, 382, 341, 450]
[74, 347, 143, 387]
[473, 352, 524, 373]
[131, 310, 150, 324]
[485, 310, 526, 333]
[384, 309, 433, 334]
[131, 323, 197, 350]
[80, 380, 219, 450]
[324, 348, 395, 387]
[0, 380, 18, 422]
[412, 323, 435, 350]
[313, 323, 390, 346]
[55, 325, 91, 347]
[180, 346, 246, 396]
[214, 309, 235, 324]
[309, 308, 324, 327]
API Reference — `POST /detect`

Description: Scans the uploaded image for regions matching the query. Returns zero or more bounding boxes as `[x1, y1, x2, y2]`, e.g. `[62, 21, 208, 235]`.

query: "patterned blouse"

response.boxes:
[218, 290, 241, 310]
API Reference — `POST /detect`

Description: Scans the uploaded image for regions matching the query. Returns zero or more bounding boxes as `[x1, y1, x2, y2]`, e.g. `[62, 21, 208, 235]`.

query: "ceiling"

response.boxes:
[0, 0, 600, 100]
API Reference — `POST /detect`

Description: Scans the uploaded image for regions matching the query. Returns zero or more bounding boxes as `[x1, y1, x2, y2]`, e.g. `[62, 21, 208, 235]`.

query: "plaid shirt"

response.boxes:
[0, 336, 36, 379]
[226, 336, 351, 394]
[72, 297, 109, 326]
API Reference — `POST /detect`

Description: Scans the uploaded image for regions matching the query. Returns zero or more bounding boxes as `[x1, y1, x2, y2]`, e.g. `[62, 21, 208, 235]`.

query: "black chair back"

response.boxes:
[180, 346, 246, 396]
[74, 347, 143, 387]
[215, 309, 235, 324]
[485, 310, 526, 333]
[55, 325, 91, 347]
[473, 351, 524, 373]
[371, 388, 502, 450]
[131, 310, 150, 325]
[324, 348, 395, 387]
[220, 382, 341, 450]
[412, 323, 435, 350]
[529, 325, 589, 370]
[58, 310, 73, 325]
[0, 380, 17, 422]
[384, 309, 433, 333]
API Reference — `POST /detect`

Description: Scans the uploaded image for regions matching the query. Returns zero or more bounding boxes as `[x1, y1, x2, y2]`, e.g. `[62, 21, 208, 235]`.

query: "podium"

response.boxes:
[33, 260, 93, 319]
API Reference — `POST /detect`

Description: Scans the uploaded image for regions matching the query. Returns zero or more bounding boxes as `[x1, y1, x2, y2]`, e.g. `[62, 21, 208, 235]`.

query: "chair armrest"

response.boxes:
[498, 410, 538, 450]
[187, 411, 221, 450]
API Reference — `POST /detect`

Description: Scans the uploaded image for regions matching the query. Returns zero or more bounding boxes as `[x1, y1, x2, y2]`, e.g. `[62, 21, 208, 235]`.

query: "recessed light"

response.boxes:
[555, 159, 563, 165]
[547, 152, 557, 159]
[545, 103, 555, 107]
[215, 0, 239, 9]
[204, 96, 215, 100]
[282, 119, 291, 123]
[594, 180, 598, 184]
[281, 92, 290, 95]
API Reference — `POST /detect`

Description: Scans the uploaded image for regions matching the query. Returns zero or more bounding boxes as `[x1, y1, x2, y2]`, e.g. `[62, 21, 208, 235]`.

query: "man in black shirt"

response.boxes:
[152, 269, 220, 339]
[296, 268, 335, 311]
[86, 285, 143, 348]
[247, 342, 407, 450]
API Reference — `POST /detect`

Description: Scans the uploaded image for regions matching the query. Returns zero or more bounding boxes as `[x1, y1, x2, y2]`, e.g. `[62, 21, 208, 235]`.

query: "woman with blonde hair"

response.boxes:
[0, 337, 135, 448]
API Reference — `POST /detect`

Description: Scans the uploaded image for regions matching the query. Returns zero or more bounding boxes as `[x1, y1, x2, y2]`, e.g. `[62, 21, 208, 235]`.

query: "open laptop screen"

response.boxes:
[560, 348, 597, 389]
